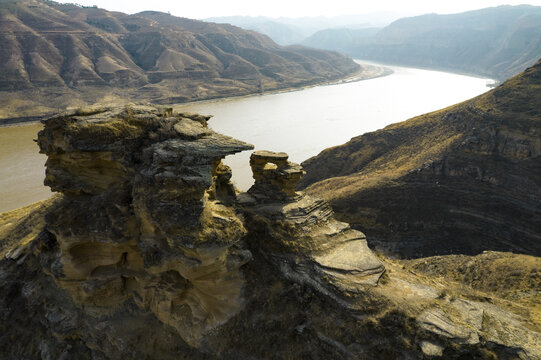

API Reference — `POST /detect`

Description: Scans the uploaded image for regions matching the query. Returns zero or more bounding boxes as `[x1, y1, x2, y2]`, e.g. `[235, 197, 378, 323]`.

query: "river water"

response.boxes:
[0, 62, 492, 213]
[176, 62, 492, 190]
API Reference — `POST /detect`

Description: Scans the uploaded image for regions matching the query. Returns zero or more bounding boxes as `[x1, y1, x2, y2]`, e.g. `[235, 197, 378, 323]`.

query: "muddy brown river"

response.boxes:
[0, 61, 493, 213]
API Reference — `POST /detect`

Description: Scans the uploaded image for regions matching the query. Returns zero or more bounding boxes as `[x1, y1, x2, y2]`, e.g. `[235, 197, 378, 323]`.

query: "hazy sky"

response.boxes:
[57, 0, 541, 19]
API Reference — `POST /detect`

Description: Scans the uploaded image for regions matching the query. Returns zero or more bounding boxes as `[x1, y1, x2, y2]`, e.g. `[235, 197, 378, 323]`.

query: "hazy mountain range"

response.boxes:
[205, 13, 407, 45]
[0, 0, 359, 120]
[210, 6, 541, 81]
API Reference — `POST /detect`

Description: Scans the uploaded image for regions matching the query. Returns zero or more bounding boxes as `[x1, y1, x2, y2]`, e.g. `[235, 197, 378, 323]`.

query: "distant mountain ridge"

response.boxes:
[205, 13, 404, 45]
[204, 16, 307, 45]
[302, 28, 380, 55]
[0, 0, 359, 119]
[302, 5, 541, 80]
[299, 58, 541, 258]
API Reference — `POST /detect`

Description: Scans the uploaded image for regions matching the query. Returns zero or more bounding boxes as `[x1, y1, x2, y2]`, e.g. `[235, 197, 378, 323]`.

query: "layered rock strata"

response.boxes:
[35, 108, 385, 348]
[239, 151, 385, 305]
[37, 105, 254, 346]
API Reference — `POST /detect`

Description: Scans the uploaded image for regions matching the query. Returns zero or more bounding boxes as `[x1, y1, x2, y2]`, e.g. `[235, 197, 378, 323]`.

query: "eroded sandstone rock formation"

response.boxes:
[240, 151, 385, 306]
[38, 106, 253, 345]
[248, 150, 305, 200]
[1, 106, 539, 359]
[35, 107, 385, 347]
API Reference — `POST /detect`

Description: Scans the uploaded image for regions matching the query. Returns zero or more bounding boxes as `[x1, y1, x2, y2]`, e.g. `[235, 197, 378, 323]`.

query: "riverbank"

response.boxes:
[0, 62, 391, 128]
[0, 115, 50, 128]
[172, 62, 392, 111]
[355, 58, 500, 84]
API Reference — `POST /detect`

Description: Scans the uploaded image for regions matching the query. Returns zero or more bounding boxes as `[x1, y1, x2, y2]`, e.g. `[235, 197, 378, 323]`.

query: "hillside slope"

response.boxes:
[300, 58, 541, 258]
[0, 0, 359, 120]
[305, 5, 541, 80]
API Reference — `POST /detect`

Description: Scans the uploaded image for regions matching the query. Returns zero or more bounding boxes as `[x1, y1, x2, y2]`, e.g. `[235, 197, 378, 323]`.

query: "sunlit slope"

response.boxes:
[0, 0, 359, 119]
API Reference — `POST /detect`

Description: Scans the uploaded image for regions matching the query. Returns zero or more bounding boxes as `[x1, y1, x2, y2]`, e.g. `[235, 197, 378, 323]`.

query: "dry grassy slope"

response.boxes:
[0, 0, 359, 119]
[300, 58, 541, 258]
[405, 251, 541, 316]
[0, 198, 53, 258]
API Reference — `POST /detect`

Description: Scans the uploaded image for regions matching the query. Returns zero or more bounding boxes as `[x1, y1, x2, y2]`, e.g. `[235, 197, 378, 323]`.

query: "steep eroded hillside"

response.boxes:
[300, 58, 541, 258]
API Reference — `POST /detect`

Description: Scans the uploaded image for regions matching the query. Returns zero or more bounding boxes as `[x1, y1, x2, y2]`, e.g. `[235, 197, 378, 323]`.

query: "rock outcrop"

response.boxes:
[0, 107, 539, 359]
[29, 107, 385, 348]
[240, 151, 385, 306]
[300, 58, 541, 258]
[37, 106, 254, 346]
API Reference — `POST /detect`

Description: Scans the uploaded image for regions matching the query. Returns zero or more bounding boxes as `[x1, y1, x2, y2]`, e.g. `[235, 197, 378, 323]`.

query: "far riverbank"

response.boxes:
[0, 62, 392, 127]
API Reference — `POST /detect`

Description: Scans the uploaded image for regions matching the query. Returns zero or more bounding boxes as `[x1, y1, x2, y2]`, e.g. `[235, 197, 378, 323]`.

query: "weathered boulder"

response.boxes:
[248, 150, 305, 201]
[416, 297, 541, 359]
